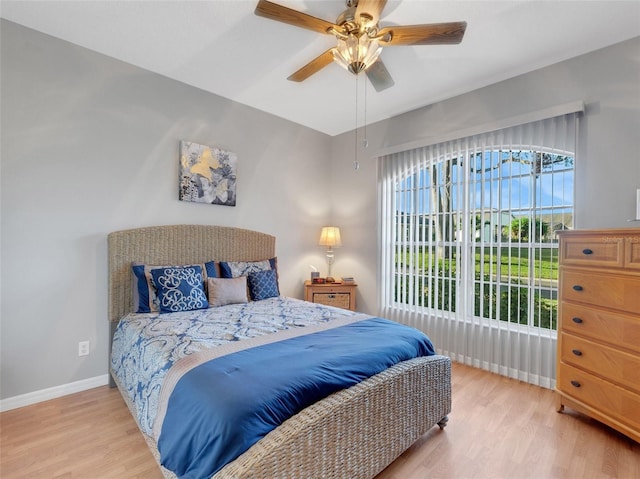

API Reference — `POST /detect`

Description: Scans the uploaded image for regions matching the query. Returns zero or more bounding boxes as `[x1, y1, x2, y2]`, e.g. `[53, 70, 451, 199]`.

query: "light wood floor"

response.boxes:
[1, 362, 638, 479]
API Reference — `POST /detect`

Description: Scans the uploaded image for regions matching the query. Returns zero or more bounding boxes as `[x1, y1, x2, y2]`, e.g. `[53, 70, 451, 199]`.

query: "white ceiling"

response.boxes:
[2, 1, 639, 136]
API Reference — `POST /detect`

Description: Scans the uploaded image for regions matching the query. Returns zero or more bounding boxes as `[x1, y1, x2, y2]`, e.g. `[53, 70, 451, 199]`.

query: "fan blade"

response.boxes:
[255, 0, 337, 35]
[287, 49, 335, 82]
[355, 0, 388, 27]
[366, 60, 394, 92]
[378, 22, 467, 46]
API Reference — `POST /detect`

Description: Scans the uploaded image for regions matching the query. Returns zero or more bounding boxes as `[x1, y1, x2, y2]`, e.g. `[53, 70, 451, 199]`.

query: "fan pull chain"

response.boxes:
[363, 76, 368, 149]
[354, 74, 360, 170]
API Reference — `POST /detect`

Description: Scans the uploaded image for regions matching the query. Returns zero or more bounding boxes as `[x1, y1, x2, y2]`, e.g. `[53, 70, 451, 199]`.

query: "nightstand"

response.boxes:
[304, 280, 357, 311]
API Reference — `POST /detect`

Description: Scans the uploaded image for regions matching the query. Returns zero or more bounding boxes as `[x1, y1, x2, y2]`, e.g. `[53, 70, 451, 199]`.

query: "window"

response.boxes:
[379, 112, 579, 387]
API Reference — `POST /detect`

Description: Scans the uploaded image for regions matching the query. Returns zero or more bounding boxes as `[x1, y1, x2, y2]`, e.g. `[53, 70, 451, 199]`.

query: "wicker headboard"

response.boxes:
[107, 225, 276, 323]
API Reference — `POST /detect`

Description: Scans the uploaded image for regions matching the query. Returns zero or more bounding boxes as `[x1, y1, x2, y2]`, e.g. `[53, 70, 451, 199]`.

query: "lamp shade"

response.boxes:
[318, 226, 342, 247]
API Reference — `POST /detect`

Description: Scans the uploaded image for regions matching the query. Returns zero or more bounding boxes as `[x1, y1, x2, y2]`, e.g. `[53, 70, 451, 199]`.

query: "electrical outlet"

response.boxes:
[78, 340, 90, 357]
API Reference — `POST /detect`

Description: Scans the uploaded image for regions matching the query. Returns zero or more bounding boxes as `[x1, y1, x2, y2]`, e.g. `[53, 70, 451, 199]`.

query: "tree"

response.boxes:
[426, 150, 571, 254]
[510, 217, 549, 242]
[469, 150, 573, 177]
[430, 161, 455, 257]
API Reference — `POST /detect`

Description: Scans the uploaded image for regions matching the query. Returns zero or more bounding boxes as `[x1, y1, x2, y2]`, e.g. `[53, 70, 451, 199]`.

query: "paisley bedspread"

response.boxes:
[110, 297, 436, 478]
[110, 297, 363, 436]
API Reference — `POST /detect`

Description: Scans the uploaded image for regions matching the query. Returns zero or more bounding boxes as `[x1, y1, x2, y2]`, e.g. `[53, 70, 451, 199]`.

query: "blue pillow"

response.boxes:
[219, 258, 277, 278]
[132, 263, 155, 313]
[150, 266, 209, 313]
[203, 260, 218, 278]
[247, 269, 280, 301]
[132, 261, 216, 313]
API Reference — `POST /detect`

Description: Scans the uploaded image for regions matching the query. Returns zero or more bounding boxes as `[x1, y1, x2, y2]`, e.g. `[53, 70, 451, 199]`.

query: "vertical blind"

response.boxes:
[378, 111, 580, 388]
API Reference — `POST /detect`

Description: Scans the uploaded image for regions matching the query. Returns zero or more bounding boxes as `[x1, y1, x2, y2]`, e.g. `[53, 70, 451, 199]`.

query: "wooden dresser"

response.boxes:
[304, 281, 357, 311]
[556, 228, 640, 443]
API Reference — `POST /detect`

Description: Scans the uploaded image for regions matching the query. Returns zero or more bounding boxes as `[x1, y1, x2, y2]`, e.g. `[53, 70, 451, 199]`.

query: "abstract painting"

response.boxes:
[179, 141, 237, 206]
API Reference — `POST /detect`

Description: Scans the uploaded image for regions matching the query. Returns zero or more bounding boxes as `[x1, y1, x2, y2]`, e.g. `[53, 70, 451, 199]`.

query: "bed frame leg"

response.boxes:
[437, 416, 449, 430]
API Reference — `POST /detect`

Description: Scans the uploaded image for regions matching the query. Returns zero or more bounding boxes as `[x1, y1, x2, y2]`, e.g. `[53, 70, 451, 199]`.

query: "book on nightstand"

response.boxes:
[341, 277, 355, 284]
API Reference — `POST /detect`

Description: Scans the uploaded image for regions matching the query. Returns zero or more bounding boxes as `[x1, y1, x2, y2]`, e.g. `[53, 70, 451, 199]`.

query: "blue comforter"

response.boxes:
[158, 317, 435, 478]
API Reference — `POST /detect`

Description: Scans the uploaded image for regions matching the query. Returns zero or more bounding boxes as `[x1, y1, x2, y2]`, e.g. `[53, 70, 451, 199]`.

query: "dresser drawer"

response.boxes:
[560, 234, 624, 268]
[560, 333, 640, 393]
[560, 268, 640, 314]
[626, 237, 640, 270]
[557, 362, 640, 432]
[312, 292, 351, 309]
[561, 302, 640, 355]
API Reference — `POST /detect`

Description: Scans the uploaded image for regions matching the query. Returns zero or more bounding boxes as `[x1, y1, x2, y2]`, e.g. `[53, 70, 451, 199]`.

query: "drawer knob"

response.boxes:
[572, 349, 583, 356]
[570, 380, 581, 388]
[572, 317, 583, 324]
[582, 248, 593, 255]
[572, 285, 583, 291]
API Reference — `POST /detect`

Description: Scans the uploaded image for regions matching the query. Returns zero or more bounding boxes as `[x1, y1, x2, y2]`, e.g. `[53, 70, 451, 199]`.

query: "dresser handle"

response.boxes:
[582, 248, 593, 255]
[572, 317, 583, 324]
[570, 380, 581, 388]
[572, 349, 583, 356]
[572, 285, 583, 291]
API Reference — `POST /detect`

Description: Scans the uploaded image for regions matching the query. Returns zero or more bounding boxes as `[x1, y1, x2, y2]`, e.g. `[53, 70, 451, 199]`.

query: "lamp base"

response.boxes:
[325, 276, 336, 283]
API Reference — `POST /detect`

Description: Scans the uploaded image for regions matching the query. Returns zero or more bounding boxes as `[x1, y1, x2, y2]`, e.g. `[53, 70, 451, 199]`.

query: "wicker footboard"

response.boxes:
[116, 354, 451, 479]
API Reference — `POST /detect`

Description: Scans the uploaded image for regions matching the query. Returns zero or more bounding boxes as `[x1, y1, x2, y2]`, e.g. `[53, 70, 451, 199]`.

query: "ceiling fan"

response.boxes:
[254, 0, 467, 91]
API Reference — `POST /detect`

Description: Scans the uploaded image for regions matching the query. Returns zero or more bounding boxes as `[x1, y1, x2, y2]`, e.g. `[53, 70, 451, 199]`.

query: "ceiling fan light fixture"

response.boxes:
[333, 33, 382, 75]
[255, 0, 466, 87]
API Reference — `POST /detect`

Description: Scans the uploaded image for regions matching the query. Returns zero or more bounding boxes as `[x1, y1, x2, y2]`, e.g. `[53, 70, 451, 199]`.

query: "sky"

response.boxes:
[395, 150, 574, 217]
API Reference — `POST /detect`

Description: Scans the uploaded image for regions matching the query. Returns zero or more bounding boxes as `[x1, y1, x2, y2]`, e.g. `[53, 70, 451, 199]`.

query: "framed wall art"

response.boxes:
[179, 140, 237, 206]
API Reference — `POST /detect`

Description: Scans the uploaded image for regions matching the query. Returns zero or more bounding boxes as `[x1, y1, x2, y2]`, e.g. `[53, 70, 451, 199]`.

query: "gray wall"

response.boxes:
[0, 20, 332, 400]
[2, 19, 639, 402]
[330, 37, 640, 314]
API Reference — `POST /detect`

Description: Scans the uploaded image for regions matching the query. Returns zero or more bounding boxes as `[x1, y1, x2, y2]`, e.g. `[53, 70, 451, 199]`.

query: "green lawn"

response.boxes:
[474, 246, 558, 280]
[395, 245, 559, 329]
[397, 245, 559, 281]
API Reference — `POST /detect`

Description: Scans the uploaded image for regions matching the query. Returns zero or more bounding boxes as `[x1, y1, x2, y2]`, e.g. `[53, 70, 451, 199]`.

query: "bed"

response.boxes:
[108, 224, 451, 479]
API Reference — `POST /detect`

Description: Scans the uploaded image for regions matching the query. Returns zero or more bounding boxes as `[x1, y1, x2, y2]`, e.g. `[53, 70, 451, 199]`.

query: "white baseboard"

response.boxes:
[0, 374, 109, 412]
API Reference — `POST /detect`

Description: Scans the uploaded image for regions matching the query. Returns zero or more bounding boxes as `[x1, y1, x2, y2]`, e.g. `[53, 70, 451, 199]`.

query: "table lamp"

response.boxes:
[318, 226, 342, 283]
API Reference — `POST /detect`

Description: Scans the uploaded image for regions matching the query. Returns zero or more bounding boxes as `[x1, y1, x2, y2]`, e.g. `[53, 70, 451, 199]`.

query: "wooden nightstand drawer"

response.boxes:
[304, 281, 357, 311]
[312, 292, 351, 309]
